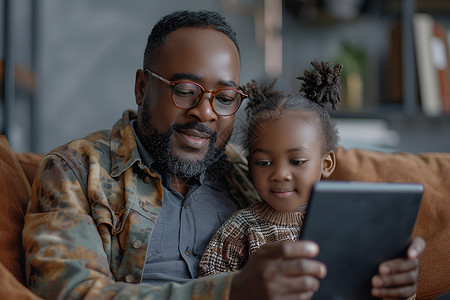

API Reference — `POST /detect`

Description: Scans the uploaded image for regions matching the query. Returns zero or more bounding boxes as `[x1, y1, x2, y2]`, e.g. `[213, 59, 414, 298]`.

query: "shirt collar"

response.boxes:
[130, 119, 156, 170]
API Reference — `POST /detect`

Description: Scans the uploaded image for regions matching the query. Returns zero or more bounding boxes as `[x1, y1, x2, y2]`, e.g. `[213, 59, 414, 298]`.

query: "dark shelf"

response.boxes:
[382, 0, 450, 16]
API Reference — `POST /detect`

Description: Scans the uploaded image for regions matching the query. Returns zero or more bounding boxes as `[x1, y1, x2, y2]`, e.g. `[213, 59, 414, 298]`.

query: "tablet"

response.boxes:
[300, 181, 423, 300]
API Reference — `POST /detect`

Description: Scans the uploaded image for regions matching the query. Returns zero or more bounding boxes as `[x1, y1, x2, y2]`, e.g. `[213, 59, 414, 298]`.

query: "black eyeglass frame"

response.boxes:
[144, 68, 247, 116]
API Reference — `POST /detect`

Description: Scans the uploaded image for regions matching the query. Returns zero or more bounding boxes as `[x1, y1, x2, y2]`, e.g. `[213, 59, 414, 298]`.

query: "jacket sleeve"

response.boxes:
[23, 154, 234, 300]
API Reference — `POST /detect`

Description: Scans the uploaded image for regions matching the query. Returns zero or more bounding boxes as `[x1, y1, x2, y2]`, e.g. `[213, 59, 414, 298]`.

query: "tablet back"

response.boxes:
[300, 181, 423, 300]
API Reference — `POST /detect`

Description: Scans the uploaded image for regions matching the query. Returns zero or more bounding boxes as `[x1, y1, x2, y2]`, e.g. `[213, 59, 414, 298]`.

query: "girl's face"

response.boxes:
[249, 113, 335, 212]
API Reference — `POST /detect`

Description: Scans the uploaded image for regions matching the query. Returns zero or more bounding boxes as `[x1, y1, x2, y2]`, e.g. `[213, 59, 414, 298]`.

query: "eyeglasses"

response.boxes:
[144, 69, 247, 116]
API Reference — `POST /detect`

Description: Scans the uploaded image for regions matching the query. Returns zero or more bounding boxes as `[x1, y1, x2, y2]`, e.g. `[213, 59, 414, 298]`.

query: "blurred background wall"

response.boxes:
[2, 0, 450, 154]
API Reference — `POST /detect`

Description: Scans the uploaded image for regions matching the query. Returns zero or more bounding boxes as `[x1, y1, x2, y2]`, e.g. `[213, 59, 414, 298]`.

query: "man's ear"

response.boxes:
[321, 150, 336, 179]
[135, 69, 147, 106]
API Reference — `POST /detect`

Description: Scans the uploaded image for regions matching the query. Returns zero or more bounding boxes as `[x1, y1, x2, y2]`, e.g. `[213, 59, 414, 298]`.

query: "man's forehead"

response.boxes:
[154, 27, 241, 83]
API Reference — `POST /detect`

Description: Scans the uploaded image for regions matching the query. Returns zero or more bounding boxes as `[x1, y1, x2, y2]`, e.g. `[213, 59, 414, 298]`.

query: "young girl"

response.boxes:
[198, 60, 341, 276]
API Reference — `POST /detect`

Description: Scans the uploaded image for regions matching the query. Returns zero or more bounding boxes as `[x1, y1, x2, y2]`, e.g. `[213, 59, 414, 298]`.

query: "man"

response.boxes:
[23, 10, 425, 299]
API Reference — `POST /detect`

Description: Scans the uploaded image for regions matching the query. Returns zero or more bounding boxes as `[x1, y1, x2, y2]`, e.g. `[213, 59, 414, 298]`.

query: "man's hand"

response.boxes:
[230, 241, 327, 300]
[371, 236, 426, 299]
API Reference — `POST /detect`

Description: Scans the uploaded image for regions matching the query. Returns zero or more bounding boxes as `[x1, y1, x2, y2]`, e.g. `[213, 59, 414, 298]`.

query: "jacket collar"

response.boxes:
[110, 110, 142, 178]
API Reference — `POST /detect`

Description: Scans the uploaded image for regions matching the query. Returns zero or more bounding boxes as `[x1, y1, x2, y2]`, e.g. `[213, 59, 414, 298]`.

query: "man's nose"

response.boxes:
[187, 91, 218, 122]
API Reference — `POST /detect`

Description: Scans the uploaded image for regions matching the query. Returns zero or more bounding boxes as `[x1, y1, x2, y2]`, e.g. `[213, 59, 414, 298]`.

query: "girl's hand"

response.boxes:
[370, 236, 426, 299]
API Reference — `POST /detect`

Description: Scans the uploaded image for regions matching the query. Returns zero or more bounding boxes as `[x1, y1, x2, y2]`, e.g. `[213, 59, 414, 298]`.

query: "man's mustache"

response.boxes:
[172, 122, 216, 139]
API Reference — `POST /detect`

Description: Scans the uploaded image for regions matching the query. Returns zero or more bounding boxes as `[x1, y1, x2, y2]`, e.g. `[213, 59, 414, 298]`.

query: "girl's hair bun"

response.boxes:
[297, 61, 342, 110]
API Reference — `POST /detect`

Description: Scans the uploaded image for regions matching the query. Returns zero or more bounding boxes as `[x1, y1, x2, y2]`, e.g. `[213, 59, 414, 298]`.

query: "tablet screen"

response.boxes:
[300, 181, 423, 300]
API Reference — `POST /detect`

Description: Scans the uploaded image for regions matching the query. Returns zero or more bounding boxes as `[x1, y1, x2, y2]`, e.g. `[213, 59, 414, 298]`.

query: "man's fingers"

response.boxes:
[372, 267, 418, 288]
[378, 258, 419, 275]
[407, 236, 426, 259]
[372, 262, 418, 299]
[278, 257, 327, 278]
[254, 241, 327, 279]
[371, 284, 417, 299]
[257, 241, 320, 259]
[232, 241, 326, 300]
[267, 274, 321, 295]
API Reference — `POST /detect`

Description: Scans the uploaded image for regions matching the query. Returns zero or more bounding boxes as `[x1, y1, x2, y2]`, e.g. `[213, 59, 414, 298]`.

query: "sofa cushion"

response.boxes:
[0, 263, 42, 300]
[329, 147, 450, 299]
[15, 151, 45, 186]
[0, 136, 31, 284]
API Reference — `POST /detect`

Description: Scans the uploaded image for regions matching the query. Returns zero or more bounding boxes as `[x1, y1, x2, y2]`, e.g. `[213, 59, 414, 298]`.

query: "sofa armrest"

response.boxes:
[0, 263, 42, 300]
[0, 135, 32, 284]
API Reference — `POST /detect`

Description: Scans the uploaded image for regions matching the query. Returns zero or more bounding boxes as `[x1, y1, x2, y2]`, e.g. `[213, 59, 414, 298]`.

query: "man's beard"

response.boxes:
[139, 114, 230, 179]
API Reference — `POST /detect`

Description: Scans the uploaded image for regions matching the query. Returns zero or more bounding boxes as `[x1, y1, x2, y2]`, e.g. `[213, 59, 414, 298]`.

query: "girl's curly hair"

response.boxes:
[242, 60, 342, 155]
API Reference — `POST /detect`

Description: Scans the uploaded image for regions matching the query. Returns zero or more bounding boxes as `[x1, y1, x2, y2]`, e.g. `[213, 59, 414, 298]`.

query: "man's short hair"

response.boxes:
[143, 10, 240, 69]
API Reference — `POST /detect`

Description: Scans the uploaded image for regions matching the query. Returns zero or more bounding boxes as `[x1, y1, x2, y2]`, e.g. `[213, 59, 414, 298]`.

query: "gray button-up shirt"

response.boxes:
[131, 120, 239, 285]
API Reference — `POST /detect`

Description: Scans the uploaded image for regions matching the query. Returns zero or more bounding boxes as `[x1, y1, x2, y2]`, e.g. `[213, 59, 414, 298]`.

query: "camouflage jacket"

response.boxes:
[23, 110, 260, 300]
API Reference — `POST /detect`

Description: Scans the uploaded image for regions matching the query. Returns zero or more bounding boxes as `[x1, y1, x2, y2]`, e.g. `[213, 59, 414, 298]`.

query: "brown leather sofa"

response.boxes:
[1, 135, 449, 299]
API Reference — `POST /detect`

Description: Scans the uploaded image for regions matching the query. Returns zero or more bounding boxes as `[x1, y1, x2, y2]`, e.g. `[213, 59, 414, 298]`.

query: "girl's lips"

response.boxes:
[271, 190, 295, 198]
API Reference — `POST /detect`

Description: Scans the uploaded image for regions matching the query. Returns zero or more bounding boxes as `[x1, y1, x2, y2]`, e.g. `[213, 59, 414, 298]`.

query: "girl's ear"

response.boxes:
[321, 150, 336, 179]
[135, 69, 147, 106]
